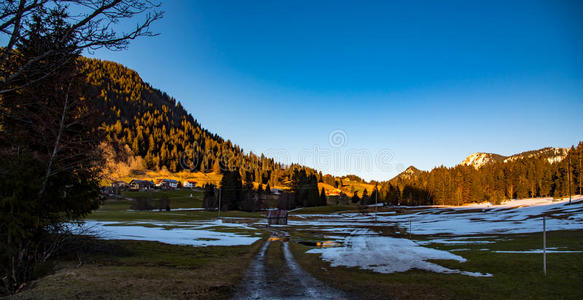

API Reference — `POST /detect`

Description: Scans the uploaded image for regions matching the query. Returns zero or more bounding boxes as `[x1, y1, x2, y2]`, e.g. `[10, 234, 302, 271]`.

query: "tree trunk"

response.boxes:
[38, 82, 71, 199]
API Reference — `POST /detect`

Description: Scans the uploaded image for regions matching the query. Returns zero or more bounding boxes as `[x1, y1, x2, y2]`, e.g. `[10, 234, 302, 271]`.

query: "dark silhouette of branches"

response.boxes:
[0, 0, 163, 94]
[0, 0, 161, 294]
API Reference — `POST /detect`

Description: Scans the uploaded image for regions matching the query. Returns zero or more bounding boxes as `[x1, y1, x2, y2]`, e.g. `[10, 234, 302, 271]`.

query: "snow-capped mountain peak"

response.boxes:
[460, 147, 568, 169]
[461, 153, 505, 169]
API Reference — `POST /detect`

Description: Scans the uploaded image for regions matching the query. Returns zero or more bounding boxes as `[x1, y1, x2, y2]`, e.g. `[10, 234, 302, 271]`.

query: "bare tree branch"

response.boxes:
[0, 0, 162, 93]
[38, 80, 71, 199]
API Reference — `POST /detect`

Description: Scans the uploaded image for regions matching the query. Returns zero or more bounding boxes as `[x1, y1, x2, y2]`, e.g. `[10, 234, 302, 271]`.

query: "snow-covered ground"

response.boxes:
[440, 195, 583, 209]
[126, 207, 206, 212]
[81, 196, 582, 277]
[81, 219, 261, 247]
[307, 229, 491, 277]
[494, 249, 583, 254]
[295, 196, 583, 277]
[287, 196, 583, 236]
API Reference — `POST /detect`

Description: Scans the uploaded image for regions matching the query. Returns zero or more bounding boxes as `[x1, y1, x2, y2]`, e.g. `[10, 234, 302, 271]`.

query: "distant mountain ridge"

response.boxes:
[380, 143, 581, 206]
[389, 147, 569, 182]
[461, 147, 569, 169]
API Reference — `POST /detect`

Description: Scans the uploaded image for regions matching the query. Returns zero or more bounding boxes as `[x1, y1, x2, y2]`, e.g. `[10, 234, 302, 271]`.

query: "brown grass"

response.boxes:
[11, 238, 265, 299]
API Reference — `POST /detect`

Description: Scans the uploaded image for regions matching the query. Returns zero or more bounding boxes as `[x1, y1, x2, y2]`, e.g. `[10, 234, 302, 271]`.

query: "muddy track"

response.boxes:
[233, 237, 349, 299]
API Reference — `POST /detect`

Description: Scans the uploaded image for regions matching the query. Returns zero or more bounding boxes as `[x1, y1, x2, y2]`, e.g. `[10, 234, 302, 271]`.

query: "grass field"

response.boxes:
[289, 230, 583, 299]
[13, 237, 266, 299]
[13, 194, 583, 299]
[289, 205, 357, 214]
[89, 191, 264, 221]
[121, 189, 204, 208]
[12, 188, 271, 299]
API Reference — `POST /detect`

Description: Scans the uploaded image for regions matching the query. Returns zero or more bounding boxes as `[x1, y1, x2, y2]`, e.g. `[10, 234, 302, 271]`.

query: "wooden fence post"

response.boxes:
[543, 216, 546, 276]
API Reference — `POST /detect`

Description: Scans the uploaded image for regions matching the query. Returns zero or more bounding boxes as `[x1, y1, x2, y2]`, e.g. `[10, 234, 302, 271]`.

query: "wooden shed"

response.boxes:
[266, 209, 288, 225]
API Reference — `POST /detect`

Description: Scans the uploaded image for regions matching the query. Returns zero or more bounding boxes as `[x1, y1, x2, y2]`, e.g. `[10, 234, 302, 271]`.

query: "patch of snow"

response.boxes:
[127, 207, 205, 212]
[494, 249, 583, 254]
[290, 196, 583, 236]
[307, 229, 492, 277]
[313, 227, 359, 234]
[461, 153, 502, 169]
[323, 235, 346, 241]
[418, 239, 495, 245]
[82, 220, 260, 247]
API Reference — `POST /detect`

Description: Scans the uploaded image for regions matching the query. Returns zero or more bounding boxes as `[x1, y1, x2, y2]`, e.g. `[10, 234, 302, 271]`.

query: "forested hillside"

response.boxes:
[83, 58, 319, 188]
[378, 144, 583, 206]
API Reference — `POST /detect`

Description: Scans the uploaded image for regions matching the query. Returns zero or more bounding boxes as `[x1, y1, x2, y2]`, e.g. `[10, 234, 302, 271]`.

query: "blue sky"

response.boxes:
[91, 0, 583, 181]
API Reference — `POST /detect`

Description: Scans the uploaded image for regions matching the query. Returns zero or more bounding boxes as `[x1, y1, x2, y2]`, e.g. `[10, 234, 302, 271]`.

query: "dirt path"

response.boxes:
[233, 238, 349, 300]
[234, 239, 272, 299]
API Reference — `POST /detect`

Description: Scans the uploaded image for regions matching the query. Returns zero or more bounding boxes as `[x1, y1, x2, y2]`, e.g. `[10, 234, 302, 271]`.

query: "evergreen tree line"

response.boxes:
[291, 169, 325, 207]
[201, 167, 327, 212]
[376, 143, 583, 206]
[350, 188, 381, 206]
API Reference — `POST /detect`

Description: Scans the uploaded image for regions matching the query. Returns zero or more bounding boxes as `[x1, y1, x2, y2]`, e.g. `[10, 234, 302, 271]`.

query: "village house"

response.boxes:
[111, 180, 128, 189]
[327, 188, 342, 196]
[129, 179, 154, 191]
[270, 188, 283, 195]
[183, 180, 197, 189]
[155, 178, 178, 189]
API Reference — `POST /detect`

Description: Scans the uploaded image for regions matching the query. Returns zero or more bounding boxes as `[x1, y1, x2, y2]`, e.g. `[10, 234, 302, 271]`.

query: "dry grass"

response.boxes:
[11, 238, 265, 299]
[288, 230, 583, 299]
[318, 181, 376, 198]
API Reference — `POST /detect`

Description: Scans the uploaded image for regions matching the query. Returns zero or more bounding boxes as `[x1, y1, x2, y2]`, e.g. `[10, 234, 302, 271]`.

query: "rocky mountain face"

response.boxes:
[461, 153, 506, 169]
[392, 166, 422, 181]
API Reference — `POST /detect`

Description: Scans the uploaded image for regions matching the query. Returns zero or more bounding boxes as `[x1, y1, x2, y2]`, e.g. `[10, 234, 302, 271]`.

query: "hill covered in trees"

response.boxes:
[84, 58, 314, 186]
[82, 58, 330, 207]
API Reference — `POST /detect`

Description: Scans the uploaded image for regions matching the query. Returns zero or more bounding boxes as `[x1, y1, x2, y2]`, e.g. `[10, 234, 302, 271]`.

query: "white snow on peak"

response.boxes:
[503, 147, 568, 164]
[461, 152, 501, 169]
[461, 148, 568, 169]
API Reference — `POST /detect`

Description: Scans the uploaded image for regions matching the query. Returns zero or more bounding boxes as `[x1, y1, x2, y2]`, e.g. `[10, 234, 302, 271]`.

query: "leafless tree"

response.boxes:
[0, 0, 162, 294]
[0, 0, 163, 94]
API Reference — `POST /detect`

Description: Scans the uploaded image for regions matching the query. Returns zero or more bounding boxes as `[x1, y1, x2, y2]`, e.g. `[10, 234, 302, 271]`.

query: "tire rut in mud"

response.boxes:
[233, 238, 349, 300]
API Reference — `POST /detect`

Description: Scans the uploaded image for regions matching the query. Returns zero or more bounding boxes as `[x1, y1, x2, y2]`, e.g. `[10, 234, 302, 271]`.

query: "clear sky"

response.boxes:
[91, 0, 583, 181]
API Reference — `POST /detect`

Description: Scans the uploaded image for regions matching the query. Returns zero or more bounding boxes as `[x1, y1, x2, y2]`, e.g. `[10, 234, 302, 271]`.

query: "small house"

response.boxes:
[156, 178, 178, 189]
[183, 180, 197, 189]
[266, 209, 288, 225]
[129, 179, 154, 191]
[111, 180, 128, 189]
[328, 188, 342, 196]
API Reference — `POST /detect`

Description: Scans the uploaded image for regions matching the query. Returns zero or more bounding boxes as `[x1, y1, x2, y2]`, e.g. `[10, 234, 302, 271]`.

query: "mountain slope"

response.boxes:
[461, 147, 568, 169]
[504, 147, 568, 164]
[82, 58, 307, 186]
[461, 153, 506, 169]
[390, 166, 422, 181]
